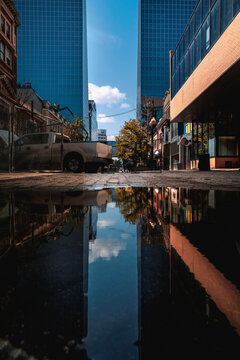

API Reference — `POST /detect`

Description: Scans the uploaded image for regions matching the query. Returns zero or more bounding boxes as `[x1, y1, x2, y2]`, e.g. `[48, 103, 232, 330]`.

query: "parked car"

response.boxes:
[0, 131, 112, 172]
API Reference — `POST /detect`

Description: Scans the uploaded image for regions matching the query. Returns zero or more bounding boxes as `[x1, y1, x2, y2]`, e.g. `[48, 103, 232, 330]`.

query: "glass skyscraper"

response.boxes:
[15, 0, 89, 130]
[137, 0, 197, 120]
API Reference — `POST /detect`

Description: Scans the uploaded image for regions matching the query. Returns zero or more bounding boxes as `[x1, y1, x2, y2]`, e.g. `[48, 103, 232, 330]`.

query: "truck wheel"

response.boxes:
[65, 155, 84, 173]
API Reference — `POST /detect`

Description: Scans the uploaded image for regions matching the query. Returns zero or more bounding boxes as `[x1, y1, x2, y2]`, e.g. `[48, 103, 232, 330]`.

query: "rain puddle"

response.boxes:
[0, 187, 239, 359]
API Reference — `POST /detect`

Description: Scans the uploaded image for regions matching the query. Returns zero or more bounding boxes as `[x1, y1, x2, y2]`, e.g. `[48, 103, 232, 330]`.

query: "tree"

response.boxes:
[49, 104, 88, 141]
[64, 116, 87, 142]
[115, 119, 149, 164]
[115, 187, 149, 224]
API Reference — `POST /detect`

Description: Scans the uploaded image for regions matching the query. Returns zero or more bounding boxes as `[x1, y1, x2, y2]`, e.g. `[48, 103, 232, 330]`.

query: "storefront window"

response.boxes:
[209, 122, 215, 139]
[172, 122, 178, 139]
[185, 123, 191, 134]
[192, 123, 198, 159]
[203, 123, 209, 154]
[198, 124, 203, 154]
[208, 138, 215, 157]
[218, 137, 238, 156]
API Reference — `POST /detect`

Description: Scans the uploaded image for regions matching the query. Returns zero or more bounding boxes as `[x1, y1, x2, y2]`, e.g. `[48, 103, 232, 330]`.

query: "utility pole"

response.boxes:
[141, 97, 157, 169]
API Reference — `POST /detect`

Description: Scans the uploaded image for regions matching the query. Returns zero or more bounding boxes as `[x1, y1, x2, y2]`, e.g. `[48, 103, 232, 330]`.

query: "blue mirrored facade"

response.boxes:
[137, 0, 197, 119]
[171, 0, 240, 98]
[15, 0, 89, 131]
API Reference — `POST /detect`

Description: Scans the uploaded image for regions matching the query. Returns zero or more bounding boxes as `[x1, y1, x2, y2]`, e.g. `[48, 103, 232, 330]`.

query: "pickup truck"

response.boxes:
[0, 131, 112, 173]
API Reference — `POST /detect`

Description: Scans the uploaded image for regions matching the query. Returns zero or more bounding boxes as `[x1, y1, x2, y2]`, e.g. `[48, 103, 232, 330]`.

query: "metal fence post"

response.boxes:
[11, 105, 15, 172]
[8, 105, 12, 173]
[61, 122, 64, 171]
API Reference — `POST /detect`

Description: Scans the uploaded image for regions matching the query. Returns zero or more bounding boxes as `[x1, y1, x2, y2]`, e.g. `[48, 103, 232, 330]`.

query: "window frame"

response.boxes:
[6, 21, 11, 40]
[6, 47, 12, 67]
[0, 41, 4, 61]
[1, 16, 5, 33]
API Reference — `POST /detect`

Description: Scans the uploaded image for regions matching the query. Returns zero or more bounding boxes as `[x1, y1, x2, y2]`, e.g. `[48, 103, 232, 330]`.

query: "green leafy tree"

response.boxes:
[115, 119, 149, 164]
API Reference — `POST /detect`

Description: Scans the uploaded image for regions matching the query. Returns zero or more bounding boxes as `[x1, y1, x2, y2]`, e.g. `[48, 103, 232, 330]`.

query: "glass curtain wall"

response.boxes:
[171, 0, 240, 98]
[137, 0, 196, 120]
[15, 0, 89, 131]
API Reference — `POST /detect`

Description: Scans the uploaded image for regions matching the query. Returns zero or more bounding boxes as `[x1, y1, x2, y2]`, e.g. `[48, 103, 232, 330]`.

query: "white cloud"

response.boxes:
[107, 135, 116, 141]
[107, 202, 116, 208]
[89, 236, 126, 264]
[97, 114, 115, 124]
[97, 219, 116, 229]
[89, 83, 126, 105]
[121, 103, 130, 109]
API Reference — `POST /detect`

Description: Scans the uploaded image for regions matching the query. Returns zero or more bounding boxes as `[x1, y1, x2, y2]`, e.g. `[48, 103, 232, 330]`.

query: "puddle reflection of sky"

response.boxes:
[87, 200, 138, 360]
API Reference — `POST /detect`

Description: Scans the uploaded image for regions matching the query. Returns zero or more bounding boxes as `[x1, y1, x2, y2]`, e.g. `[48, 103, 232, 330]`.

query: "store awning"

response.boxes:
[178, 134, 192, 146]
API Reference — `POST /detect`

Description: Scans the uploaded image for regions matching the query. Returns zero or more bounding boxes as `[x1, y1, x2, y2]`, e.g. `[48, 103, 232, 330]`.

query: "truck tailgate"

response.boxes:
[96, 143, 112, 159]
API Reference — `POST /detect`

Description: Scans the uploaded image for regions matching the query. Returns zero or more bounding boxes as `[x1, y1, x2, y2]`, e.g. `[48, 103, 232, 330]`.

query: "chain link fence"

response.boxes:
[0, 100, 65, 172]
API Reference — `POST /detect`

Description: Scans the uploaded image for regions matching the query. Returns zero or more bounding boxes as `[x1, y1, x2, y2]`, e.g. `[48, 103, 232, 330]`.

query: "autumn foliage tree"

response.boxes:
[115, 187, 149, 224]
[115, 119, 149, 164]
[64, 116, 88, 142]
[49, 103, 88, 142]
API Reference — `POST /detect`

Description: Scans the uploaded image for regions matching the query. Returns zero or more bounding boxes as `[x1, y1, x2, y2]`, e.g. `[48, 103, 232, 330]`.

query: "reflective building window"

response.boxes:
[202, 0, 210, 21]
[221, 0, 233, 32]
[137, 0, 196, 118]
[195, 29, 202, 67]
[171, 0, 240, 98]
[201, 15, 210, 58]
[15, 0, 89, 131]
[234, 0, 240, 15]
[211, 0, 220, 46]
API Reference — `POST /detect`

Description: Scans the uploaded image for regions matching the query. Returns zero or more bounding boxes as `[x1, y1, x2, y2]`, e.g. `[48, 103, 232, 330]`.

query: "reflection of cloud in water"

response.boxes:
[89, 236, 126, 264]
[121, 233, 129, 239]
[97, 219, 116, 229]
[107, 202, 116, 209]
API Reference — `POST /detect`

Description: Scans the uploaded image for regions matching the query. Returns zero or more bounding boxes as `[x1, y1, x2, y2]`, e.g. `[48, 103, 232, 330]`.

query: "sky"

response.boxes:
[87, 0, 138, 141]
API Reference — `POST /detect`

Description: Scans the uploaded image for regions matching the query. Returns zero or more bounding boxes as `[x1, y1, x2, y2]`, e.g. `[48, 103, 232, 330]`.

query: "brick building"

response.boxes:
[0, 0, 20, 130]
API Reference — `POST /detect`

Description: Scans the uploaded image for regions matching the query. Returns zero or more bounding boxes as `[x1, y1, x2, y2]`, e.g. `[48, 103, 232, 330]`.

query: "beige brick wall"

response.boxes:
[170, 12, 240, 121]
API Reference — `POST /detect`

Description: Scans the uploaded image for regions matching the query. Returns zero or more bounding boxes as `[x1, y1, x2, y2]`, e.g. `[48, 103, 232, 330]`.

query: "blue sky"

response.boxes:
[87, 0, 138, 140]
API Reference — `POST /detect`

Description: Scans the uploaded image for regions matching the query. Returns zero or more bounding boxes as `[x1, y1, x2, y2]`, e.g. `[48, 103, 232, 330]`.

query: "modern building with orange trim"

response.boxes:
[170, 0, 240, 169]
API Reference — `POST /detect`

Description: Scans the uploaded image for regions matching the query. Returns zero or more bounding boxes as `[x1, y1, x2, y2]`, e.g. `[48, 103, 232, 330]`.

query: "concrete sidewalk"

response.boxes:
[0, 169, 239, 191]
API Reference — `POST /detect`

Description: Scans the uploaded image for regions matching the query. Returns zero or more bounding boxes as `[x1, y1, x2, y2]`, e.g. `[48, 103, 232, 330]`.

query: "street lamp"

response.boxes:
[149, 116, 157, 170]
